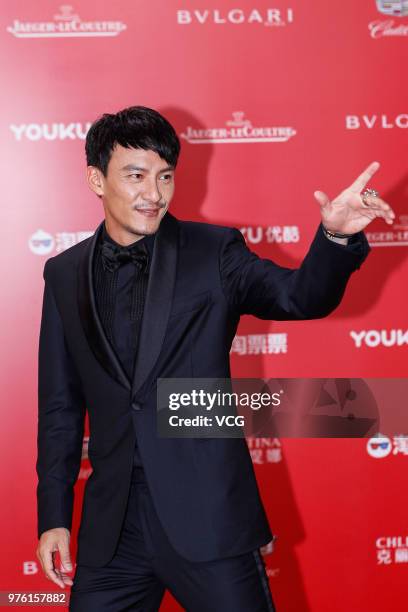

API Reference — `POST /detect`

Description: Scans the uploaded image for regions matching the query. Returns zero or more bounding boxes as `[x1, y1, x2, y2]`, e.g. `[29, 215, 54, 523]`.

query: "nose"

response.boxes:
[142, 177, 162, 204]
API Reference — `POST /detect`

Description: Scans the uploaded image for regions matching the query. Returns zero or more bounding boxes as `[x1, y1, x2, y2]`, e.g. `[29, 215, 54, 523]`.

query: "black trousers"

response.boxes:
[69, 467, 276, 611]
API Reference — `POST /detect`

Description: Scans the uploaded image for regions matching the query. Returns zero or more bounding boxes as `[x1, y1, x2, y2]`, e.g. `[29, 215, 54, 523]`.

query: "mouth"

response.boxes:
[134, 207, 162, 218]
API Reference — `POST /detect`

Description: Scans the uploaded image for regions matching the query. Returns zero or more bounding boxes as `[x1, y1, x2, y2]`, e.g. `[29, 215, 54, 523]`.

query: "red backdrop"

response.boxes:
[1, 1, 407, 610]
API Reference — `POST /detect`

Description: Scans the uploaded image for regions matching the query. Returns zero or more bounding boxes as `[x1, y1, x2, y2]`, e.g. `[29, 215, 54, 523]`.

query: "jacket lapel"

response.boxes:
[77, 220, 131, 391]
[77, 211, 179, 398]
[131, 211, 179, 400]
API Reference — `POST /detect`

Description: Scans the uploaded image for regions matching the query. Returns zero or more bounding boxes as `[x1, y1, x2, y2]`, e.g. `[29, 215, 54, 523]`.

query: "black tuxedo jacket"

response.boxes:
[36, 211, 370, 567]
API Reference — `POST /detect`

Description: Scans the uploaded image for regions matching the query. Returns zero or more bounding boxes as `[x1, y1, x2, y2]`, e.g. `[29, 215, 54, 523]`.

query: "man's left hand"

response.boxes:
[313, 161, 395, 235]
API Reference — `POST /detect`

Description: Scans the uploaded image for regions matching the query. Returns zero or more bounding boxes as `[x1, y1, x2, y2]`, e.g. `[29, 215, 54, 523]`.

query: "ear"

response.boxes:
[86, 166, 104, 198]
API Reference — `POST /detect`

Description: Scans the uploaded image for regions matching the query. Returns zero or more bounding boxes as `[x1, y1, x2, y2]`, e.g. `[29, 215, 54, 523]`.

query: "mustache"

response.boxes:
[133, 201, 167, 210]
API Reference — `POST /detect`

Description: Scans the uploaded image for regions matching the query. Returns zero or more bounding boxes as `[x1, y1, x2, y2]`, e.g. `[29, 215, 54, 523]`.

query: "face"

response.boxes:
[86, 145, 175, 245]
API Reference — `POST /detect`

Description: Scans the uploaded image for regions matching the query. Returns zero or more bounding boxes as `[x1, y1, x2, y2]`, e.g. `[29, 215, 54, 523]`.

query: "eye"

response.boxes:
[160, 174, 173, 182]
[129, 173, 143, 179]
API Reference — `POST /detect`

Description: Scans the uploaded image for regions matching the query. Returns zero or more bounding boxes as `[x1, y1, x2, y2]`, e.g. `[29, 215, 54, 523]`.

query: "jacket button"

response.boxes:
[132, 402, 141, 411]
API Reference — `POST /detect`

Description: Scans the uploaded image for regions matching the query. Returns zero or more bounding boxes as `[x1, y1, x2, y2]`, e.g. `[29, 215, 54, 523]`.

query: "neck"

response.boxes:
[104, 219, 146, 247]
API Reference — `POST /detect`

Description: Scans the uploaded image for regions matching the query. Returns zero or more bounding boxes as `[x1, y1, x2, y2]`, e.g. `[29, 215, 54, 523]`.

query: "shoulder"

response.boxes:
[42, 232, 93, 280]
[177, 218, 242, 249]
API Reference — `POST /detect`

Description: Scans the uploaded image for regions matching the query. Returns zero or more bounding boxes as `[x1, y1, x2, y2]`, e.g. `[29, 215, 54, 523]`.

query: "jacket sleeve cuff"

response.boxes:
[317, 222, 371, 269]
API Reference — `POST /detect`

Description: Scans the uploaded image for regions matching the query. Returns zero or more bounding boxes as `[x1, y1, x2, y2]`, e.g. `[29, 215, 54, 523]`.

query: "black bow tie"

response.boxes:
[100, 240, 149, 273]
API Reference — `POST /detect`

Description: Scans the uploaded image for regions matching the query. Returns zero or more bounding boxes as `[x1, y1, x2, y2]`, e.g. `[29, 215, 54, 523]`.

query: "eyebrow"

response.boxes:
[121, 164, 175, 173]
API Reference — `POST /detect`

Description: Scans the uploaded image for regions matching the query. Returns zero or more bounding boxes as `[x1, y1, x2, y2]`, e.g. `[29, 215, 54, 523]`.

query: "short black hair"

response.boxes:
[85, 106, 180, 176]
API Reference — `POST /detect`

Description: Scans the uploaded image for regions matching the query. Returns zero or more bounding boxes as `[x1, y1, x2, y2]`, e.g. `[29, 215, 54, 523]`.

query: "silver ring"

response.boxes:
[361, 187, 379, 206]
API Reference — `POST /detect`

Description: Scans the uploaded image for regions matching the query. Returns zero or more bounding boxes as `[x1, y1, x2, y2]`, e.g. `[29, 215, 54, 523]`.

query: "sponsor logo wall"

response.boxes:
[1, 1, 406, 610]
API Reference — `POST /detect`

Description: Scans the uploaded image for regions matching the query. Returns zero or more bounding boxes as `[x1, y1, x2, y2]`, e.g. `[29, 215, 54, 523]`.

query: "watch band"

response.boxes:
[322, 226, 354, 239]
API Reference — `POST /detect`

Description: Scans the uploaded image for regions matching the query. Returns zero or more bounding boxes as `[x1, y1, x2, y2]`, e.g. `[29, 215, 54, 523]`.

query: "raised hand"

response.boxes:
[313, 161, 395, 235]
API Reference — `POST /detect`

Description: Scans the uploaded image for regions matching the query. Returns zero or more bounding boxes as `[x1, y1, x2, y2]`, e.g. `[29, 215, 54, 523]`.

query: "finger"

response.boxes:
[57, 565, 74, 586]
[361, 195, 395, 215]
[58, 541, 73, 573]
[313, 190, 330, 207]
[349, 161, 380, 193]
[36, 547, 50, 578]
[53, 570, 72, 588]
[42, 549, 66, 589]
[361, 207, 394, 225]
[36, 548, 45, 574]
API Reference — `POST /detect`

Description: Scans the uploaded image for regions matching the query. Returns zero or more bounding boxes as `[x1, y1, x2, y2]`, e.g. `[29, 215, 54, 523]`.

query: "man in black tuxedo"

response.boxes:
[35, 106, 394, 611]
